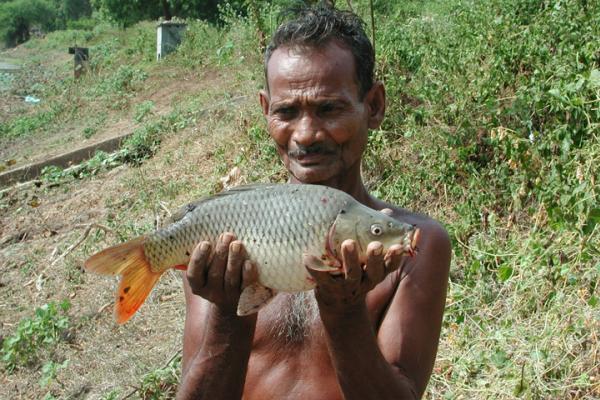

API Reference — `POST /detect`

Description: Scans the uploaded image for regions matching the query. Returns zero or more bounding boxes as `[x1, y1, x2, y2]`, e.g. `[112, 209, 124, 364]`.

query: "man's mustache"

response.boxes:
[288, 143, 338, 158]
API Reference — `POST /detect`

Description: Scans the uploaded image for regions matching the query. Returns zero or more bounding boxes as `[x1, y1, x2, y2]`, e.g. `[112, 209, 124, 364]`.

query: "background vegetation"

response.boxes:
[0, 0, 598, 398]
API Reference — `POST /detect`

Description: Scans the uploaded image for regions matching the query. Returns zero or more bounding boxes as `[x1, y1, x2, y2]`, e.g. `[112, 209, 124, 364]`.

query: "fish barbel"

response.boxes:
[84, 184, 419, 323]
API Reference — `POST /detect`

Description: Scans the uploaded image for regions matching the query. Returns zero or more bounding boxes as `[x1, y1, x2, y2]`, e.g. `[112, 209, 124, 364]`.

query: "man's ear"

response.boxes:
[259, 89, 270, 117]
[365, 81, 386, 129]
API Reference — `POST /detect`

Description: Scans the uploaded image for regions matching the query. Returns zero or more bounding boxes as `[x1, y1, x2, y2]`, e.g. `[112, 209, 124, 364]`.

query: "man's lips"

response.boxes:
[294, 152, 331, 165]
[288, 144, 338, 166]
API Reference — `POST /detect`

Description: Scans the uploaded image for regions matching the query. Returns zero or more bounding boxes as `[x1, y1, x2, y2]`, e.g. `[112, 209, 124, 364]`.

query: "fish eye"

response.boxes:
[370, 224, 384, 236]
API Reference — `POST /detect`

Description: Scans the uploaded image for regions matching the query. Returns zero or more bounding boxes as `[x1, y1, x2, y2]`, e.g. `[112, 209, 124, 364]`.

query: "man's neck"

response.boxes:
[288, 167, 377, 209]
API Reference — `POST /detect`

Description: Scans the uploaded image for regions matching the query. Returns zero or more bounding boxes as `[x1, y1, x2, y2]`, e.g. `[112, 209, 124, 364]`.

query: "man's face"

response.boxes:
[260, 41, 384, 185]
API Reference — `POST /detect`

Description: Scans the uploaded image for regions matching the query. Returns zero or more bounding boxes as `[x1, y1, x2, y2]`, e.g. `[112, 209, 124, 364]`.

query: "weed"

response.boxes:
[39, 359, 69, 388]
[1, 300, 71, 372]
[138, 353, 181, 400]
[3, 110, 56, 139]
[100, 389, 120, 400]
[82, 126, 96, 138]
[134, 100, 155, 123]
[40, 151, 122, 184]
[98, 65, 148, 95]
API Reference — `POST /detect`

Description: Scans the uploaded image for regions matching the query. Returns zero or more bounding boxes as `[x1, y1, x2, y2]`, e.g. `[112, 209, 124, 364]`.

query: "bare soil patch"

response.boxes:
[1, 67, 215, 180]
[0, 59, 256, 398]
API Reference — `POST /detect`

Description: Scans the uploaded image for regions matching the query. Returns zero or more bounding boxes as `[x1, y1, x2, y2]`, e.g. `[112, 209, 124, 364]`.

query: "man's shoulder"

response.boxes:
[375, 200, 449, 245]
[371, 199, 451, 279]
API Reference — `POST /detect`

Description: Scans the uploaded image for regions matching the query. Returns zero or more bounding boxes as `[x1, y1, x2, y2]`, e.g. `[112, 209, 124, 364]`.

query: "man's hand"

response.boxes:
[186, 232, 258, 314]
[306, 239, 406, 313]
[179, 233, 259, 400]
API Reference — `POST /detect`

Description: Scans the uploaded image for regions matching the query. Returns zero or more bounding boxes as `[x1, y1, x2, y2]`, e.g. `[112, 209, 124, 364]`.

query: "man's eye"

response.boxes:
[319, 103, 335, 113]
[319, 103, 336, 114]
[274, 107, 297, 119]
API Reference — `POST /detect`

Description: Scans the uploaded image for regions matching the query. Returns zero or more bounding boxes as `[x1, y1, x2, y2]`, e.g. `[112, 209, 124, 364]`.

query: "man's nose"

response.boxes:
[292, 113, 320, 146]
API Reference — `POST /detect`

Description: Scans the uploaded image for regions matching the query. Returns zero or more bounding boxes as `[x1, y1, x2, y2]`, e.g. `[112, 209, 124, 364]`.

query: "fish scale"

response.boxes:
[84, 183, 419, 323]
[146, 184, 348, 292]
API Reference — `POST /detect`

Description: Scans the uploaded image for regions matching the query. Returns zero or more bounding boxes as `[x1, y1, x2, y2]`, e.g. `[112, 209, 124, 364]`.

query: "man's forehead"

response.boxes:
[268, 41, 352, 68]
[265, 41, 359, 94]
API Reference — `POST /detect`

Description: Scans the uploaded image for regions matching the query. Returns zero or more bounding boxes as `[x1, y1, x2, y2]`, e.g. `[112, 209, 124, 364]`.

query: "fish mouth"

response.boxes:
[326, 220, 339, 261]
[408, 227, 421, 257]
[325, 220, 345, 270]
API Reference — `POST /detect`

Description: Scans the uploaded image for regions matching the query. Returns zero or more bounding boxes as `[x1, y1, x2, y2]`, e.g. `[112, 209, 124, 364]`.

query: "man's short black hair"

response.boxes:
[264, 4, 374, 99]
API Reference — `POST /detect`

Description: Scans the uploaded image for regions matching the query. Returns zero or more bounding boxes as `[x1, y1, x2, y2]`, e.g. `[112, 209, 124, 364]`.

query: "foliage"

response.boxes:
[1, 300, 71, 372]
[0, 0, 92, 47]
[369, 0, 599, 397]
[134, 100, 155, 122]
[92, 0, 223, 28]
[0, 0, 57, 47]
[376, 0, 599, 232]
[39, 359, 69, 387]
[1, 109, 57, 138]
[91, 0, 162, 28]
[137, 354, 181, 399]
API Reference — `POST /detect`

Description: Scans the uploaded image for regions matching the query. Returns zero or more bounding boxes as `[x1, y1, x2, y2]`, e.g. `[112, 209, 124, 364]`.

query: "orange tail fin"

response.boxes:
[84, 237, 163, 324]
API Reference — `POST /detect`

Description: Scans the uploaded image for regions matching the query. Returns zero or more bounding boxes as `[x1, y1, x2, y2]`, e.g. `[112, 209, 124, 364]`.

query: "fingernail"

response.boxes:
[231, 242, 240, 253]
[345, 242, 355, 252]
[200, 242, 210, 252]
[373, 244, 383, 256]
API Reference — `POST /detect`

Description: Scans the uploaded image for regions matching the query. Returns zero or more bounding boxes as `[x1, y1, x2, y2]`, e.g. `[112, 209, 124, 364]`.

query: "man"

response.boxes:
[178, 5, 450, 399]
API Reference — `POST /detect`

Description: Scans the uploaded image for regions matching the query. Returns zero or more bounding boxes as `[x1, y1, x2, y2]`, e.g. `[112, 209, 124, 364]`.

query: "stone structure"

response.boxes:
[156, 21, 187, 60]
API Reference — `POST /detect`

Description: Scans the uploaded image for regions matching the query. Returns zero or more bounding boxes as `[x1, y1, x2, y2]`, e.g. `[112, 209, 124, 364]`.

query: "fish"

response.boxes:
[84, 184, 419, 323]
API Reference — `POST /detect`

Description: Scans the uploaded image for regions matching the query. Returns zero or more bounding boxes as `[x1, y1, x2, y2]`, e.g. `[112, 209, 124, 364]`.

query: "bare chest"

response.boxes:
[243, 322, 341, 400]
[241, 281, 395, 399]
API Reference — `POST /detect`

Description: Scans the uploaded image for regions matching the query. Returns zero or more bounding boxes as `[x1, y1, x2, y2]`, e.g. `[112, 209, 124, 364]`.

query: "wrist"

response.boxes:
[317, 297, 369, 328]
[209, 303, 257, 331]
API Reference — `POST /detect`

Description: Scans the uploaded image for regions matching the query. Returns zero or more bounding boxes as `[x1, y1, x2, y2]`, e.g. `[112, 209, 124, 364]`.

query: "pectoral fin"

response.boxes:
[237, 283, 277, 316]
[302, 253, 341, 272]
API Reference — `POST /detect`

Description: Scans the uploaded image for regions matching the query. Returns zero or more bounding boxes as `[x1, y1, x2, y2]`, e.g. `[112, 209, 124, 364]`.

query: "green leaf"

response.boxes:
[497, 265, 514, 282]
[589, 69, 600, 89]
[583, 208, 600, 234]
[491, 349, 509, 368]
[548, 88, 561, 98]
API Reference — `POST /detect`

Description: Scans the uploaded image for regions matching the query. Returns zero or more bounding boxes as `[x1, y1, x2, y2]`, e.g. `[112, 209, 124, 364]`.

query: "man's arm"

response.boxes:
[308, 219, 451, 399]
[177, 234, 258, 400]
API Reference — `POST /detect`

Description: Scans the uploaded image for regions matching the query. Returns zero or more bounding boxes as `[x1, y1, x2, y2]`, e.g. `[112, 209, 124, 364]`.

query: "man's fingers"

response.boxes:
[225, 240, 245, 295]
[187, 241, 211, 291]
[384, 244, 404, 273]
[341, 240, 361, 282]
[365, 241, 385, 286]
[207, 233, 234, 289]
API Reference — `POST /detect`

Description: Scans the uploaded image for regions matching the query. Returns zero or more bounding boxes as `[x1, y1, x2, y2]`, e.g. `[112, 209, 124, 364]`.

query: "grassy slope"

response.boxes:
[1, 0, 598, 399]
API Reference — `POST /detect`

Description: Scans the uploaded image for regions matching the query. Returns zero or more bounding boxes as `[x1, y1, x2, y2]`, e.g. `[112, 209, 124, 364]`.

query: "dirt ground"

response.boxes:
[0, 65, 214, 176]
[0, 54, 258, 397]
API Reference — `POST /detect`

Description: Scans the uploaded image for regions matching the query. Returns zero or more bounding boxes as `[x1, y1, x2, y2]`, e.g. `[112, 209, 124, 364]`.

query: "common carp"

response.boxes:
[84, 184, 419, 323]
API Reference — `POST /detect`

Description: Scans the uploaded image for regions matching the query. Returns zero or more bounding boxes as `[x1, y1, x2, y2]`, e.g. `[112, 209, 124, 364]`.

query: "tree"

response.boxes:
[92, 0, 225, 28]
[0, 0, 57, 47]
